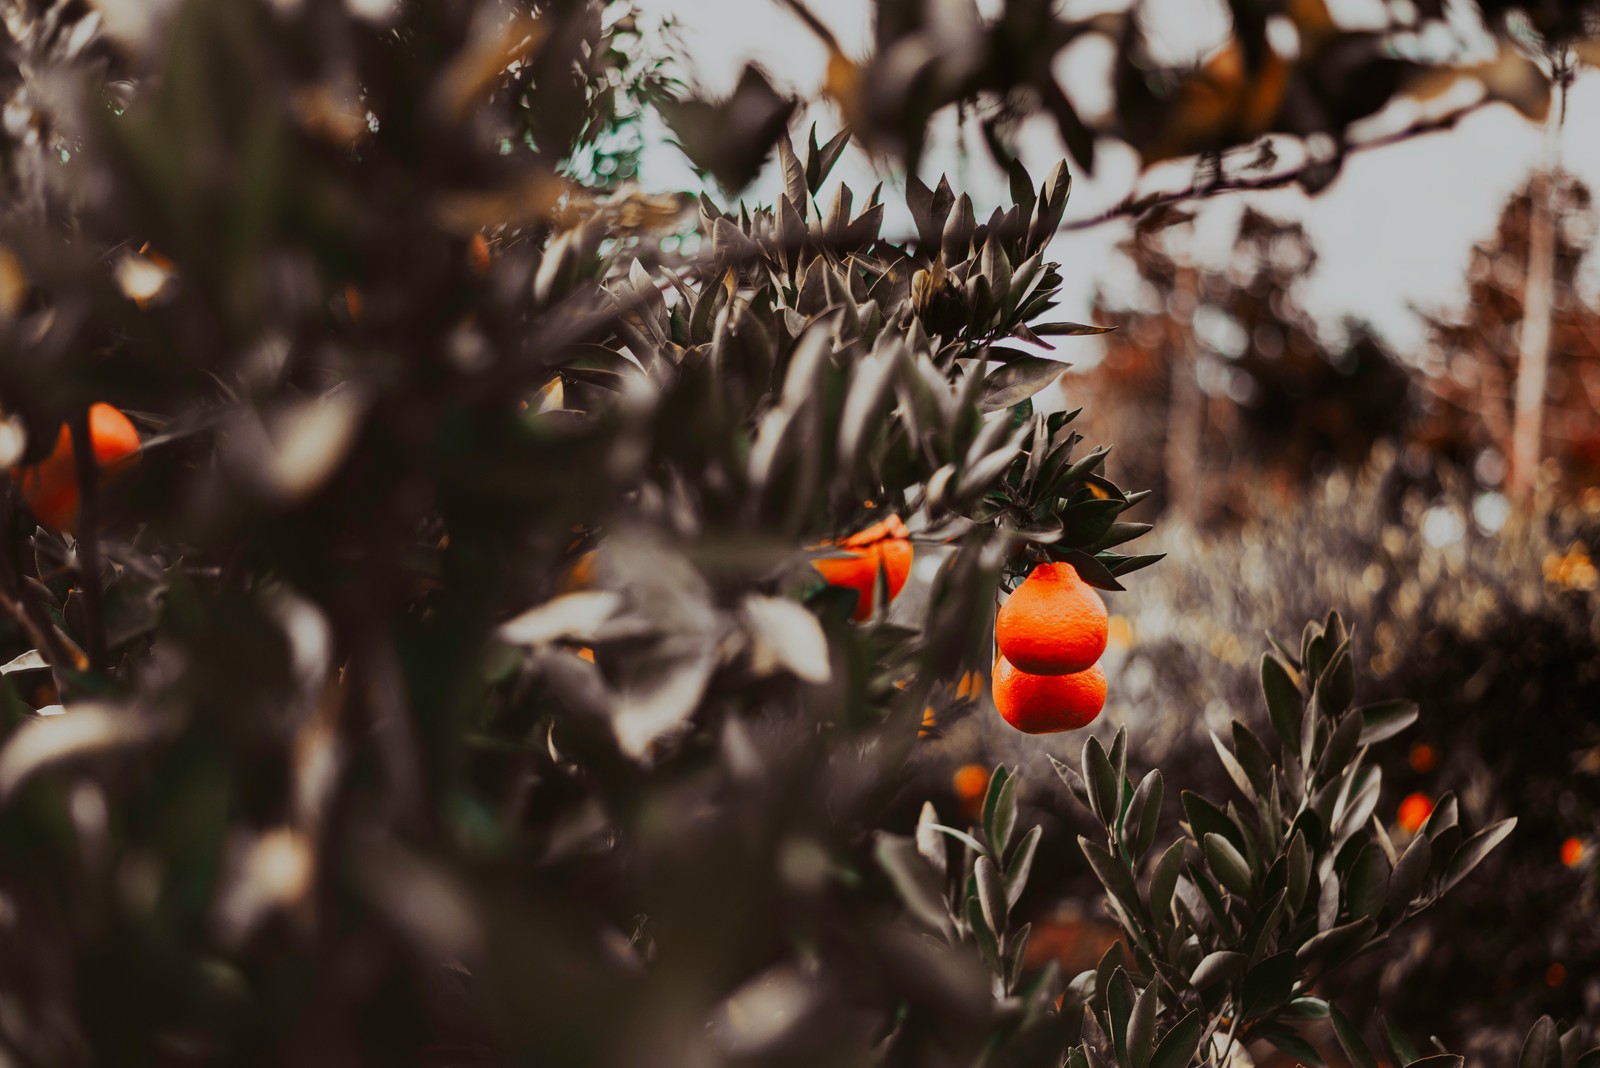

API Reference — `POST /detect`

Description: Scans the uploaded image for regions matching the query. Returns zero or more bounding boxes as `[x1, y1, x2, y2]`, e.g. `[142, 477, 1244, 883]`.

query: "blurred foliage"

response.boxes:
[1415, 173, 1600, 494]
[1072, 207, 1412, 524]
[1105, 452, 1600, 1060]
[664, 0, 1600, 202]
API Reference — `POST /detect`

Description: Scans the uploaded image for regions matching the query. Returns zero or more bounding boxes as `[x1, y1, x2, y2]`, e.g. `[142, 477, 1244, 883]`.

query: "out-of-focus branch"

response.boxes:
[1058, 100, 1497, 233]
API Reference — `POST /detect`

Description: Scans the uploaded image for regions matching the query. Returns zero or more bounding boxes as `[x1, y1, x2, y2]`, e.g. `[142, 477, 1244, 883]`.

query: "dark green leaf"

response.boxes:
[1084, 736, 1119, 828]
[1080, 836, 1141, 914]
[1203, 833, 1253, 896]
[967, 895, 1000, 966]
[1357, 700, 1419, 746]
[1126, 770, 1164, 862]
[1240, 951, 1296, 1015]
[1210, 730, 1257, 803]
[1149, 1011, 1203, 1068]
[985, 766, 1019, 857]
[1388, 831, 1432, 913]
[1147, 840, 1185, 922]
[1262, 654, 1302, 756]
[1260, 1026, 1326, 1066]
[1182, 791, 1245, 854]
[1189, 950, 1246, 989]
[1127, 983, 1159, 1068]
[976, 855, 1008, 936]
[1296, 918, 1376, 970]
[1518, 1016, 1560, 1068]
[1006, 825, 1042, 908]
[1404, 1058, 1465, 1068]
[1231, 721, 1275, 797]
[1441, 818, 1516, 893]
[979, 357, 1067, 413]
[1346, 844, 1390, 920]
[1330, 1004, 1380, 1068]
[1031, 321, 1112, 335]
[875, 833, 951, 934]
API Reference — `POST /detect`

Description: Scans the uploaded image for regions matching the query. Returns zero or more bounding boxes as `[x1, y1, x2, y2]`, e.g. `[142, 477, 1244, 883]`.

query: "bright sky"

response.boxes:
[630, 0, 1600, 359]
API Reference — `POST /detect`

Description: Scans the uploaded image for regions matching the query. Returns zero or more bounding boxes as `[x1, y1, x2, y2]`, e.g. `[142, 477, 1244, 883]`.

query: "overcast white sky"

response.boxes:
[629, 0, 1600, 360]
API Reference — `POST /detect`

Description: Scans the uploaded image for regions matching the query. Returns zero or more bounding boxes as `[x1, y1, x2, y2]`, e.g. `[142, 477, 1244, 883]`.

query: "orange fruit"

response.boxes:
[813, 514, 913, 622]
[1560, 837, 1584, 868]
[12, 403, 141, 533]
[1408, 743, 1437, 773]
[992, 655, 1106, 734]
[952, 763, 989, 808]
[1396, 792, 1433, 834]
[995, 563, 1108, 675]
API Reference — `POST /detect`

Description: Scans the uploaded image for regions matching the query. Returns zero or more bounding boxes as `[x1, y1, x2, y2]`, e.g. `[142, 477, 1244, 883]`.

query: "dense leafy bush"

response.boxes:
[1102, 454, 1600, 1058]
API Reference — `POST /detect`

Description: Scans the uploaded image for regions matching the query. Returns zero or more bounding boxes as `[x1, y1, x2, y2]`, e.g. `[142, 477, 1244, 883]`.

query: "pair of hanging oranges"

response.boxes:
[815, 516, 1109, 735]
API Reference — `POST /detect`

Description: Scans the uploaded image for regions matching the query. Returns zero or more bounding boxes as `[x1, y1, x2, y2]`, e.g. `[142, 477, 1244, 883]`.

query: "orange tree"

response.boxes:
[0, 0, 1589, 1065]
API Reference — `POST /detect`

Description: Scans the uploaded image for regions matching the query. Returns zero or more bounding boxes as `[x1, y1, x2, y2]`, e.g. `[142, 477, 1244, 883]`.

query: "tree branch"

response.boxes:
[1058, 100, 1497, 234]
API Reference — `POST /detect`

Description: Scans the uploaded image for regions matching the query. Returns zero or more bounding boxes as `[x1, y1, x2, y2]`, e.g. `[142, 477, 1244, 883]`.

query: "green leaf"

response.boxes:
[1287, 831, 1312, 914]
[1261, 1026, 1326, 1066]
[1441, 818, 1517, 893]
[875, 834, 952, 935]
[1289, 997, 1331, 1019]
[1210, 730, 1257, 803]
[1148, 1010, 1203, 1068]
[1388, 830, 1432, 913]
[925, 823, 988, 857]
[985, 766, 1019, 857]
[1317, 712, 1363, 780]
[1126, 983, 1159, 1068]
[980, 357, 1066, 413]
[1107, 968, 1135, 1065]
[1357, 699, 1419, 746]
[1296, 918, 1376, 970]
[1319, 642, 1356, 715]
[1240, 950, 1296, 1015]
[1518, 1016, 1561, 1068]
[976, 855, 1008, 936]
[1203, 833, 1253, 896]
[1262, 654, 1303, 756]
[967, 895, 1000, 967]
[1080, 836, 1141, 915]
[1346, 843, 1390, 920]
[1006, 825, 1042, 908]
[1050, 753, 1091, 808]
[1125, 770, 1164, 862]
[1147, 840, 1185, 922]
[1330, 1004, 1380, 1068]
[1182, 791, 1245, 854]
[1231, 721, 1275, 797]
[1189, 950, 1246, 989]
[1084, 736, 1119, 828]
[1404, 1058, 1464, 1068]
[1031, 321, 1112, 336]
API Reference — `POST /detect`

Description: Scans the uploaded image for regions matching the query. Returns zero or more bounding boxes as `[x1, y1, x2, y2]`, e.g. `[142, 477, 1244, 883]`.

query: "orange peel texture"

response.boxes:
[991, 656, 1106, 734]
[996, 562, 1109, 675]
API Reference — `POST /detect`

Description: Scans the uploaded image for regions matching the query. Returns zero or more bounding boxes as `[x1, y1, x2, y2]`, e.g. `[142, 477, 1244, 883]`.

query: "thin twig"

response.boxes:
[1057, 100, 1496, 233]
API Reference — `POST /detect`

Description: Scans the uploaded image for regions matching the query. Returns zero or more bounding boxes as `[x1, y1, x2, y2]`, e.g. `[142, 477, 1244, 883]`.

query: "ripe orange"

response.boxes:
[813, 514, 913, 622]
[992, 655, 1106, 734]
[996, 562, 1109, 675]
[1396, 792, 1433, 834]
[952, 763, 989, 815]
[12, 403, 141, 533]
[1408, 743, 1437, 773]
[1560, 837, 1584, 868]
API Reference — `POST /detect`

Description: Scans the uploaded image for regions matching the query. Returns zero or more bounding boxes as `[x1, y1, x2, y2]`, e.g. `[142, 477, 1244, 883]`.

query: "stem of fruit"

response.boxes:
[67, 409, 107, 676]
